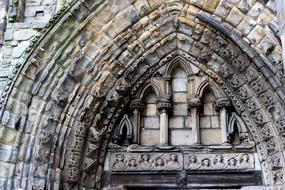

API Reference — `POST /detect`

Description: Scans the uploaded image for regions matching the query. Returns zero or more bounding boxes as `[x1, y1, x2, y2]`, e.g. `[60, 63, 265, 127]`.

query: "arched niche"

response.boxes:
[169, 66, 191, 145]
[140, 86, 160, 146]
[199, 86, 222, 145]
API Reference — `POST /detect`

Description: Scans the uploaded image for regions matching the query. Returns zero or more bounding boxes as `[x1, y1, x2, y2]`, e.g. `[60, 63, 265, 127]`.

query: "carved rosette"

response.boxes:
[130, 99, 144, 112]
[157, 99, 173, 112]
[188, 97, 202, 110]
[215, 97, 231, 111]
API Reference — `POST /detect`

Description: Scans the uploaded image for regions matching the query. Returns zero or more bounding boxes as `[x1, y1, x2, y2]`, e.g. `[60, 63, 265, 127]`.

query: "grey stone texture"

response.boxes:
[0, 0, 284, 189]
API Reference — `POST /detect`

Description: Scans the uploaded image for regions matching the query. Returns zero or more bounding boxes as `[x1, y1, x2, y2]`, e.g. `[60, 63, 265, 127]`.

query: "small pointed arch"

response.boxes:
[112, 114, 133, 145]
[164, 56, 192, 77]
[228, 113, 251, 145]
[228, 113, 247, 135]
[136, 82, 162, 100]
[196, 80, 222, 99]
[118, 114, 133, 137]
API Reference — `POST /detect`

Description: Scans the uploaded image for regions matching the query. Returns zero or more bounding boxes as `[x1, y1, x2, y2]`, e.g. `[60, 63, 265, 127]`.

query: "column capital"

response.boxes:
[157, 99, 172, 112]
[215, 97, 231, 110]
[130, 99, 144, 112]
[188, 97, 202, 109]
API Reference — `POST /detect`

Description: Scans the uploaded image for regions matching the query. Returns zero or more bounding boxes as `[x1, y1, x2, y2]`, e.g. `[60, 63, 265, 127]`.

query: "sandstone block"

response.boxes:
[226, 7, 245, 27]
[170, 129, 193, 145]
[237, 16, 256, 35]
[169, 116, 184, 128]
[247, 25, 266, 44]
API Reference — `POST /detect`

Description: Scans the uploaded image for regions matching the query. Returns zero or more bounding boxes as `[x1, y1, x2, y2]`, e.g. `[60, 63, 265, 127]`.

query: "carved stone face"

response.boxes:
[170, 154, 178, 161]
[216, 155, 223, 162]
[129, 159, 136, 166]
[141, 154, 150, 161]
[202, 159, 210, 167]
[241, 154, 249, 162]
[116, 154, 124, 162]
[229, 158, 237, 166]
[156, 158, 164, 166]
[189, 155, 196, 163]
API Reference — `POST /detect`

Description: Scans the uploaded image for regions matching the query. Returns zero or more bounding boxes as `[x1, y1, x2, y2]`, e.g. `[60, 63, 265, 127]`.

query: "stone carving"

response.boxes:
[115, 78, 131, 95]
[110, 152, 254, 171]
[167, 154, 181, 169]
[139, 153, 152, 169]
[232, 56, 247, 70]
[213, 154, 226, 169]
[187, 155, 200, 169]
[215, 97, 231, 110]
[184, 153, 255, 170]
[200, 158, 212, 169]
[112, 154, 127, 170]
[187, 97, 202, 109]
[157, 99, 173, 112]
[130, 99, 144, 111]
[110, 152, 183, 171]
[227, 158, 238, 169]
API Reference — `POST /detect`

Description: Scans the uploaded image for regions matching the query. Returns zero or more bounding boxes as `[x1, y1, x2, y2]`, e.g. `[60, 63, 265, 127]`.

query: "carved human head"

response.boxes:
[229, 158, 237, 166]
[215, 154, 223, 162]
[241, 154, 249, 162]
[141, 153, 150, 161]
[128, 158, 137, 166]
[156, 158, 164, 166]
[189, 155, 196, 163]
[202, 158, 211, 166]
[116, 154, 125, 162]
[170, 154, 178, 161]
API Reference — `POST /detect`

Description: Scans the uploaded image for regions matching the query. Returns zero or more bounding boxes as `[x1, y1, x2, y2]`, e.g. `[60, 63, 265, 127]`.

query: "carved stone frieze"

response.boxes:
[110, 152, 183, 171]
[109, 152, 255, 171]
[184, 153, 255, 170]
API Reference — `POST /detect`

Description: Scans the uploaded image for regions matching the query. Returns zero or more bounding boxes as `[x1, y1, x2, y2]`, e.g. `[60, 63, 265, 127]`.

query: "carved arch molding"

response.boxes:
[1, 0, 285, 189]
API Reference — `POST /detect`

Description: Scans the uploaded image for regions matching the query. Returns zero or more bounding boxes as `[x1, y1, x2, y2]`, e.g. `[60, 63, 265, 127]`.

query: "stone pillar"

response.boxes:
[215, 98, 231, 144]
[130, 99, 144, 144]
[157, 99, 172, 145]
[188, 97, 201, 144]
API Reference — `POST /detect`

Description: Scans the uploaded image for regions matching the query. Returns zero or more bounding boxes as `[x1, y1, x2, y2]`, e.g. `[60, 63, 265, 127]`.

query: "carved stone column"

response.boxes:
[157, 99, 172, 145]
[130, 99, 144, 144]
[188, 97, 201, 144]
[215, 98, 231, 144]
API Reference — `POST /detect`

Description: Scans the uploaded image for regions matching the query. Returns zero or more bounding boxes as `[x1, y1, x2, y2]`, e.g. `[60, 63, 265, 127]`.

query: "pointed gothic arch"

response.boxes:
[0, 1, 284, 189]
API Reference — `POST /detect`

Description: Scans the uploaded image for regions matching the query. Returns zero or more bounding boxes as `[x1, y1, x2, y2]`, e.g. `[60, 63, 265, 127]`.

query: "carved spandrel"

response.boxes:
[184, 153, 255, 170]
[110, 152, 183, 171]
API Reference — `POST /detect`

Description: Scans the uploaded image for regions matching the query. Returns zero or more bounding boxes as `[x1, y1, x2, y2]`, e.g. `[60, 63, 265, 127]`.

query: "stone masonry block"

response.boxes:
[226, 7, 245, 27]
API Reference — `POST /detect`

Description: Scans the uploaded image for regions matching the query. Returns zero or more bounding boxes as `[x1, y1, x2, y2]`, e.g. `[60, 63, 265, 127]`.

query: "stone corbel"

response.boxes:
[188, 97, 202, 144]
[130, 99, 144, 144]
[215, 97, 231, 144]
[157, 99, 173, 145]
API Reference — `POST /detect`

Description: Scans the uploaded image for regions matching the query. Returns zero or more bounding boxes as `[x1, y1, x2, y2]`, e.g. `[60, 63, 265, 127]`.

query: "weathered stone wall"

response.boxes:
[0, 0, 284, 189]
[276, 0, 285, 72]
[0, 0, 60, 92]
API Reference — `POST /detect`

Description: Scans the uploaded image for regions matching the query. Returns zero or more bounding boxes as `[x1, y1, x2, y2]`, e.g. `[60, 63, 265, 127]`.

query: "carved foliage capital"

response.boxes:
[215, 97, 231, 110]
[157, 99, 173, 112]
[188, 97, 202, 109]
[130, 99, 144, 112]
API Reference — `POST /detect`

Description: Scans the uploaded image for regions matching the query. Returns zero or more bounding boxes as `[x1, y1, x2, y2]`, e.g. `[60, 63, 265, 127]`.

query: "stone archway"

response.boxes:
[0, 0, 284, 189]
